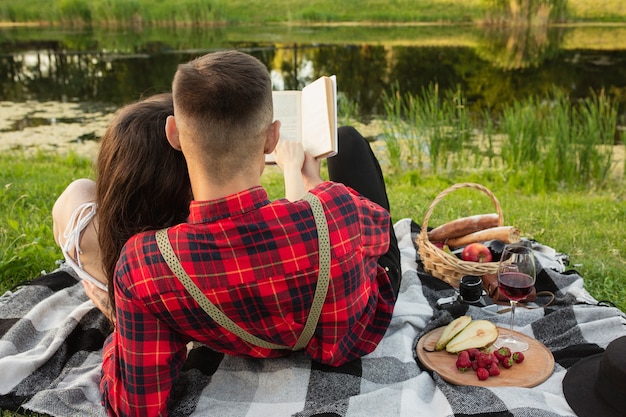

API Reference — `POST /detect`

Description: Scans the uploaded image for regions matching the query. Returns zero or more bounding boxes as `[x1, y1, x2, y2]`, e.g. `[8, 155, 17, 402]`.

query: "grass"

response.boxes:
[1, 0, 625, 26]
[0, 151, 625, 417]
[567, 0, 626, 22]
[0, 0, 486, 26]
[1, 131, 625, 315]
[385, 173, 626, 309]
[379, 83, 622, 193]
[0, 151, 93, 290]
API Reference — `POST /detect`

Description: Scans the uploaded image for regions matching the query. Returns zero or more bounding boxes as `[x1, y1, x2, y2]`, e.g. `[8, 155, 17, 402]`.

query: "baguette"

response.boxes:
[428, 213, 500, 242]
[446, 226, 521, 249]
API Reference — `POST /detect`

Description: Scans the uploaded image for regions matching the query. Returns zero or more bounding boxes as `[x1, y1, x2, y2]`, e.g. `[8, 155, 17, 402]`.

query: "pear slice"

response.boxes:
[435, 315, 472, 351]
[445, 319, 498, 353]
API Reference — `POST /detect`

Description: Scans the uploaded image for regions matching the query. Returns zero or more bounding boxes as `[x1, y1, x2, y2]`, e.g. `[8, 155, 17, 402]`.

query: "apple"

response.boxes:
[461, 242, 493, 263]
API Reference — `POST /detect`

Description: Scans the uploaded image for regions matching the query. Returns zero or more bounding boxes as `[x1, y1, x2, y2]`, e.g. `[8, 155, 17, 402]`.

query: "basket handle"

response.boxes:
[420, 182, 503, 241]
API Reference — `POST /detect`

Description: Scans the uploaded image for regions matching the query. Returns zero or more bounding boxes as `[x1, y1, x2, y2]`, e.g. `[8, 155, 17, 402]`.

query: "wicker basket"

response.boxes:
[416, 182, 503, 288]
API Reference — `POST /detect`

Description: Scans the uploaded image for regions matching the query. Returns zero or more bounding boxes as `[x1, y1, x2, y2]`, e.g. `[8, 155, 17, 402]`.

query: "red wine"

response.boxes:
[498, 272, 534, 301]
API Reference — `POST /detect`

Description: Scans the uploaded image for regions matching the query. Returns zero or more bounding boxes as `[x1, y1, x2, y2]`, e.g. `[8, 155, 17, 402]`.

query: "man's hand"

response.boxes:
[83, 280, 115, 324]
[273, 140, 305, 172]
[301, 152, 323, 191]
[273, 141, 307, 201]
[273, 141, 323, 201]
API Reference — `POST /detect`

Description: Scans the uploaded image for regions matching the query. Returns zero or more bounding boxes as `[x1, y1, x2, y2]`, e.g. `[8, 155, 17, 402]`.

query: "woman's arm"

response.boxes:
[83, 280, 115, 324]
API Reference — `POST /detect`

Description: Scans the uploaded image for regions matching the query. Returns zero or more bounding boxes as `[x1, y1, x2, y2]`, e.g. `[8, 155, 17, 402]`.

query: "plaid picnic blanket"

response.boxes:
[1, 218, 625, 416]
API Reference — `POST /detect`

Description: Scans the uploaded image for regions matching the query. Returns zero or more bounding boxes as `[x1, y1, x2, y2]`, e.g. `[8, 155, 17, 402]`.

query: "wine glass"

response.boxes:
[493, 243, 536, 352]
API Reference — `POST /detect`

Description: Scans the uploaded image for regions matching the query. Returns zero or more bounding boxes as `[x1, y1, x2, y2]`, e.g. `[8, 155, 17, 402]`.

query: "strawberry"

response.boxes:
[476, 367, 490, 381]
[512, 351, 525, 364]
[493, 347, 511, 362]
[488, 362, 501, 376]
[456, 350, 472, 371]
[476, 352, 493, 369]
[501, 357, 514, 369]
[467, 348, 481, 360]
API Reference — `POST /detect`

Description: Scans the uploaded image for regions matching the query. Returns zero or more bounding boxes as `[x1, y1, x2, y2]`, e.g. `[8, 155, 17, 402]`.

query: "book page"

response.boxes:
[301, 75, 337, 159]
[267, 91, 302, 163]
[273, 91, 302, 142]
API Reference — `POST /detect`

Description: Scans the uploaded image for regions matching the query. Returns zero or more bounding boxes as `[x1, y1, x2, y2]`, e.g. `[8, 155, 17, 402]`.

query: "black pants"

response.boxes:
[327, 126, 402, 298]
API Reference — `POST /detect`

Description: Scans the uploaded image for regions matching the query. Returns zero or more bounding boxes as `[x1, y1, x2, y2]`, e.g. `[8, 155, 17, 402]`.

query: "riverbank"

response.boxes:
[1, 0, 625, 27]
[1, 100, 623, 182]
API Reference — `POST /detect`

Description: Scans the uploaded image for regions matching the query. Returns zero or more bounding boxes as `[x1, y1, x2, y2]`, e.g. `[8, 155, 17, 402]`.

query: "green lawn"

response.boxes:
[0, 141, 625, 417]
[2, 151, 624, 312]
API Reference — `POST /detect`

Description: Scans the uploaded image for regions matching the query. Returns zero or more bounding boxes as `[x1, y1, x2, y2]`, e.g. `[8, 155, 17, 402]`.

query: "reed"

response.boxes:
[380, 83, 476, 175]
[2, 0, 625, 26]
[380, 87, 408, 174]
[378, 83, 620, 193]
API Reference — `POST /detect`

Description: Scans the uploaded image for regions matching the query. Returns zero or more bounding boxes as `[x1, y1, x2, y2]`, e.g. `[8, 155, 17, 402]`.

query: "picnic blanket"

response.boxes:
[1, 218, 625, 417]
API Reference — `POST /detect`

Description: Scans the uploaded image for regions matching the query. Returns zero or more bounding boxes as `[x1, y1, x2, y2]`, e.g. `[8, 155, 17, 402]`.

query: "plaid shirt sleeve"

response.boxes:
[101, 249, 188, 417]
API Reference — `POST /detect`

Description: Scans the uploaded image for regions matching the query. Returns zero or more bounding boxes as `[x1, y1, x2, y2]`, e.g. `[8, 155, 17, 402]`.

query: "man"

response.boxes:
[99, 50, 400, 416]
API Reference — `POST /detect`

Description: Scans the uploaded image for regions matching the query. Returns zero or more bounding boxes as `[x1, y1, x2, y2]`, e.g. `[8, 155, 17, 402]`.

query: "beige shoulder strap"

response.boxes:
[155, 192, 330, 351]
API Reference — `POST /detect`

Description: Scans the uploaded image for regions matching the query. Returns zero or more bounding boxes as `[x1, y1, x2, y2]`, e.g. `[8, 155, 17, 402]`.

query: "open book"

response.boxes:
[266, 75, 337, 164]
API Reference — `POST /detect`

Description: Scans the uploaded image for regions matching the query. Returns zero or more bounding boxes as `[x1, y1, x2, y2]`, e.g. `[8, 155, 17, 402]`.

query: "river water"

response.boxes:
[1, 23, 625, 155]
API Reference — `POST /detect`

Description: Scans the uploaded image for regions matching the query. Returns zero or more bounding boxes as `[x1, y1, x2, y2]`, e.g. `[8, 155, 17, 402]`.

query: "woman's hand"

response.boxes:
[83, 280, 115, 325]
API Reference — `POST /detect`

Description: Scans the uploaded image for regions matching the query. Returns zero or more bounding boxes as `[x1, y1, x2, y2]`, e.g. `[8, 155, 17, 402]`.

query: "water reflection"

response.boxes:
[476, 23, 564, 70]
[5, 116, 83, 131]
[1, 25, 625, 123]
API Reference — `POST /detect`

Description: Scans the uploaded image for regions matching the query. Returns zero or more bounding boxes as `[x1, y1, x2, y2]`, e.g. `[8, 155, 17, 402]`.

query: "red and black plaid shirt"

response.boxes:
[101, 182, 395, 417]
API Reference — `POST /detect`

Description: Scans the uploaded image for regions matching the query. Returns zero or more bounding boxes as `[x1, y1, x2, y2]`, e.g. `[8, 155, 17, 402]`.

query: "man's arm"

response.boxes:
[274, 141, 323, 201]
[101, 268, 187, 417]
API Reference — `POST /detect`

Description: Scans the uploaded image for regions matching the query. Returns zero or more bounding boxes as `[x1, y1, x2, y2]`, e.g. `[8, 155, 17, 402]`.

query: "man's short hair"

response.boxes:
[172, 50, 273, 177]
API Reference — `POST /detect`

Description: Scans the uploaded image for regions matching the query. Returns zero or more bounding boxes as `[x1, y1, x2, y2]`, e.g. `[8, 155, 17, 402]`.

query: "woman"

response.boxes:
[53, 93, 192, 321]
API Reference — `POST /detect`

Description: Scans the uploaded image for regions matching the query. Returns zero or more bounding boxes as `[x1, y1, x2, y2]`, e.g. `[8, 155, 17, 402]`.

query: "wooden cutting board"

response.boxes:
[416, 326, 554, 387]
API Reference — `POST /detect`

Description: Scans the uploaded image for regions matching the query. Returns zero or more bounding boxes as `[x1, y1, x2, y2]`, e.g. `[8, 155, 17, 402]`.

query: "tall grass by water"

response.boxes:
[378, 84, 623, 193]
[1, 0, 625, 26]
[0, 0, 485, 26]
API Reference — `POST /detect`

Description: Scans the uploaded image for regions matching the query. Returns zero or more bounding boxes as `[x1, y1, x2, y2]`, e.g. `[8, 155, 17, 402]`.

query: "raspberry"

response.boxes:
[512, 351, 525, 363]
[488, 362, 501, 376]
[456, 351, 472, 371]
[493, 347, 511, 362]
[476, 367, 490, 381]
[501, 357, 514, 369]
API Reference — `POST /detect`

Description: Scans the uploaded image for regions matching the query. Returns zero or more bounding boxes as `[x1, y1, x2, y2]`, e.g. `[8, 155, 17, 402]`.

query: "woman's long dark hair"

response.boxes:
[96, 93, 192, 311]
